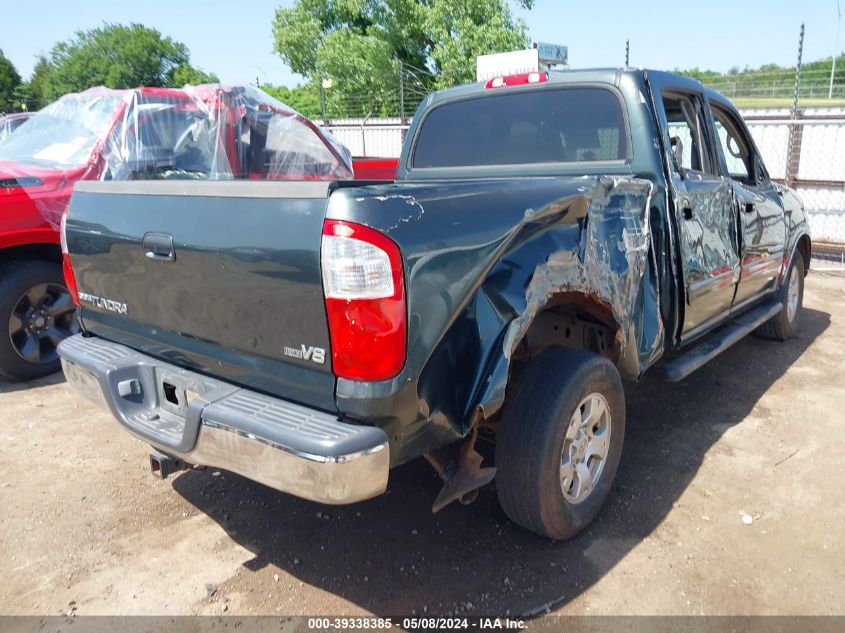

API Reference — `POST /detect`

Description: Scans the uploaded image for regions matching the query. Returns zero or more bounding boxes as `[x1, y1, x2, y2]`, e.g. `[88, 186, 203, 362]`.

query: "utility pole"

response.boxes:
[830, 1, 841, 99]
[625, 39, 630, 67]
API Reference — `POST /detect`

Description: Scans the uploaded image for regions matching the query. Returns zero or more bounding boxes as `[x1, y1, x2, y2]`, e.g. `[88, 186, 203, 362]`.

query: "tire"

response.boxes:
[0, 260, 79, 381]
[495, 347, 625, 540]
[758, 255, 804, 341]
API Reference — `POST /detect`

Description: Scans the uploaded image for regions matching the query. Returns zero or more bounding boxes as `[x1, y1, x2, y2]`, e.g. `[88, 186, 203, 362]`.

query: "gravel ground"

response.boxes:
[1, 269, 843, 617]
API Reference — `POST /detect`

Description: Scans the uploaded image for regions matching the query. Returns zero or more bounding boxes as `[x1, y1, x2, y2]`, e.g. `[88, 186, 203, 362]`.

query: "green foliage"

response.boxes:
[0, 49, 22, 112]
[261, 83, 323, 118]
[423, 0, 532, 88]
[11, 83, 34, 111]
[28, 56, 53, 110]
[171, 64, 220, 87]
[272, 0, 533, 116]
[678, 55, 845, 101]
[39, 23, 216, 102]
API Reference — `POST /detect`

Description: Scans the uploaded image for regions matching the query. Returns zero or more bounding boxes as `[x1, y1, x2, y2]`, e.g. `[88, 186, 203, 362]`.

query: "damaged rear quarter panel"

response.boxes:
[327, 175, 660, 465]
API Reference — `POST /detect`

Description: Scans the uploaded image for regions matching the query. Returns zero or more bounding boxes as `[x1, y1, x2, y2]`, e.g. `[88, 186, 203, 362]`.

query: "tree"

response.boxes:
[11, 83, 34, 111]
[171, 64, 219, 87]
[272, 0, 533, 116]
[40, 23, 216, 102]
[0, 49, 22, 112]
[261, 83, 322, 118]
[28, 56, 53, 109]
[422, 0, 534, 88]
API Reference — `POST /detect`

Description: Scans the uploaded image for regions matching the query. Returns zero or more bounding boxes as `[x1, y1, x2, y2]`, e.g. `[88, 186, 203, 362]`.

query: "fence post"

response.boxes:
[787, 23, 805, 187]
[398, 59, 405, 121]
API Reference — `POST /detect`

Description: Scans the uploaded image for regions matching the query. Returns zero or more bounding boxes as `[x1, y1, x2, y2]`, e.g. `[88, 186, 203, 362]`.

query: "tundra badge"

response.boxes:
[284, 344, 326, 365]
[78, 292, 128, 315]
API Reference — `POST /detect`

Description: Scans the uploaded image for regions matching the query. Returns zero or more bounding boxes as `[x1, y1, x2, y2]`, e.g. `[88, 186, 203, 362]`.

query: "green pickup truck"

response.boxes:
[58, 69, 810, 540]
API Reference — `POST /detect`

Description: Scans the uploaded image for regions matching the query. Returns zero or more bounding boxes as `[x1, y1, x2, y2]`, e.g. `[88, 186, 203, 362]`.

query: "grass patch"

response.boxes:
[734, 97, 845, 110]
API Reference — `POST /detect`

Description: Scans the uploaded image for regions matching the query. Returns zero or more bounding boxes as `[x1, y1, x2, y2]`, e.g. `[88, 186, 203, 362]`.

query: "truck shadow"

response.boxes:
[0, 370, 65, 394]
[171, 307, 830, 617]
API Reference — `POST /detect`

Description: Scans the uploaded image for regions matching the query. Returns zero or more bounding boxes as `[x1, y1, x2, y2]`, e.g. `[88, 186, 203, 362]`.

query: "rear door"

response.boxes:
[65, 180, 337, 410]
[708, 101, 787, 309]
[655, 87, 740, 340]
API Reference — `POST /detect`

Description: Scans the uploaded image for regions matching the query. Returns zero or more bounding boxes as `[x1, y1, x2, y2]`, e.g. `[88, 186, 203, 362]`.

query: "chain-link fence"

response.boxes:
[700, 66, 845, 106]
[322, 117, 406, 157]
[744, 109, 845, 260]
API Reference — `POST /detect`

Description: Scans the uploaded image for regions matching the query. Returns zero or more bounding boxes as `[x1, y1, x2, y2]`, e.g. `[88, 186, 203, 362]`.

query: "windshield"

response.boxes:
[0, 116, 28, 144]
[102, 99, 231, 181]
[0, 95, 121, 169]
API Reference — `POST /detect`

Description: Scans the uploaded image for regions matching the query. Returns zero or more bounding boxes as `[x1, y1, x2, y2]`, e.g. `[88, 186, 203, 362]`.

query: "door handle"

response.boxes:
[142, 232, 175, 261]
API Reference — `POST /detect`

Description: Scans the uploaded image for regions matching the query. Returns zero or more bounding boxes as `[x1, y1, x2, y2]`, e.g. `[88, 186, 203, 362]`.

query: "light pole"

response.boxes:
[830, 1, 841, 99]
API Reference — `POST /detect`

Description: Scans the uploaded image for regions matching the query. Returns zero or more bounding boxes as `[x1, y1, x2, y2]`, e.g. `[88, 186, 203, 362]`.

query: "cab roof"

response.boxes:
[422, 68, 721, 108]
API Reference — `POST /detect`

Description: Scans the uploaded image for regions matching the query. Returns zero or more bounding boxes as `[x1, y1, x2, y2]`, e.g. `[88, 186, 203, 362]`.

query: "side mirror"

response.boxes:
[670, 135, 685, 177]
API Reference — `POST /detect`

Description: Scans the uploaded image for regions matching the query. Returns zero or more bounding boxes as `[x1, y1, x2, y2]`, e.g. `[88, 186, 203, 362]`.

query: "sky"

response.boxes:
[0, 0, 842, 87]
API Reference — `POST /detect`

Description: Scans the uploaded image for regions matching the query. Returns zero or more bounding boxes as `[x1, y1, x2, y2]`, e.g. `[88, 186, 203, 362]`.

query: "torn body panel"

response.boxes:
[482, 177, 658, 417]
[327, 176, 661, 464]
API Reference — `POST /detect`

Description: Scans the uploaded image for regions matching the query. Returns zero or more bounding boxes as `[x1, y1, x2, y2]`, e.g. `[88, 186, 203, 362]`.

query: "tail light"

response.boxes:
[485, 72, 548, 89]
[321, 220, 406, 381]
[60, 212, 80, 306]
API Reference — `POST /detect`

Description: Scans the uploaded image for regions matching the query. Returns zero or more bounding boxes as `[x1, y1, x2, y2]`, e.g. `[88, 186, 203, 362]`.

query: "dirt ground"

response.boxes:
[1, 267, 843, 618]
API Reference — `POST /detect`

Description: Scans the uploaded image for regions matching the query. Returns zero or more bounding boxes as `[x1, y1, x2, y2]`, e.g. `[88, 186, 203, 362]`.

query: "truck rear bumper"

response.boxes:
[57, 334, 389, 504]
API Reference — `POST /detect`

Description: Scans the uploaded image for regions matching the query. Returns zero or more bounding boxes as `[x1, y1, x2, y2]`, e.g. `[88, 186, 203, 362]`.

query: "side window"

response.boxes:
[711, 106, 755, 184]
[662, 92, 716, 175]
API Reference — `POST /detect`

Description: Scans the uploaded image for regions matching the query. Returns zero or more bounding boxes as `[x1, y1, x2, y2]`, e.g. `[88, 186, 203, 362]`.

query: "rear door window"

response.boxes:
[662, 92, 718, 176]
[710, 105, 755, 184]
[411, 87, 629, 168]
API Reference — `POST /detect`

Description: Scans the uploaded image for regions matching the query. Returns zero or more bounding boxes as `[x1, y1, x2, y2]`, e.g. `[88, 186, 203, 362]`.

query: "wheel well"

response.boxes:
[480, 293, 620, 437]
[797, 234, 811, 274]
[516, 293, 621, 363]
[0, 243, 62, 266]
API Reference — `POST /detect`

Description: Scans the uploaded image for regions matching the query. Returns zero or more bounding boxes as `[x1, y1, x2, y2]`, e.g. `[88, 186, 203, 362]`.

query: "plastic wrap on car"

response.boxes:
[0, 84, 353, 233]
[184, 84, 353, 181]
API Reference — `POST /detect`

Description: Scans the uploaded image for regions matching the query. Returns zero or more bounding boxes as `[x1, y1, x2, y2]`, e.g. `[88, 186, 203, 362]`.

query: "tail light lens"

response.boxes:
[321, 220, 406, 381]
[60, 212, 80, 306]
[485, 72, 548, 89]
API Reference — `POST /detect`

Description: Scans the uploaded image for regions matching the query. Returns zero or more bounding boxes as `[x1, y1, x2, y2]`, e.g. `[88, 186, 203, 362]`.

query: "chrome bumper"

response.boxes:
[58, 334, 389, 504]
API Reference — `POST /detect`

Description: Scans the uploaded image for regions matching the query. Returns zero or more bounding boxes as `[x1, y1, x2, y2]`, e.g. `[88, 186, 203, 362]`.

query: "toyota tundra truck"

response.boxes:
[57, 69, 810, 540]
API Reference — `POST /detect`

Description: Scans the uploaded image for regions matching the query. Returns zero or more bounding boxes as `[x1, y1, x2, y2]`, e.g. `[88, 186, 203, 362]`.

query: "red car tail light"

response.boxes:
[60, 212, 80, 306]
[485, 72, 548, 89]
[321, 219, 406, 381]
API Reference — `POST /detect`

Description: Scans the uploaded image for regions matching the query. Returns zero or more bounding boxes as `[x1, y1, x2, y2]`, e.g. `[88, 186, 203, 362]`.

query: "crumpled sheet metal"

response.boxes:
[0, 84, 352, 234]
[331, 175, 662, 460]
[479, 177, 658, 419]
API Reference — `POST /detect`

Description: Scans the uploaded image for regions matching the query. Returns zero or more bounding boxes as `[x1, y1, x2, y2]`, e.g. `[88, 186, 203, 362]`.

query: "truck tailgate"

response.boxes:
[65, 180, 336, 411]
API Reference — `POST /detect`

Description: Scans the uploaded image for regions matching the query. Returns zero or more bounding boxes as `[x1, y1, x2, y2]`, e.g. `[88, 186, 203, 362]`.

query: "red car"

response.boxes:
[0, 84, 387, 380]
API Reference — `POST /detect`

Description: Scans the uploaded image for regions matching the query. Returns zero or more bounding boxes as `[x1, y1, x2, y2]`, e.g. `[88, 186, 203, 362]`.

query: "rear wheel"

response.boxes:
[495, 347, 625, 540]
[758, 255, 804, 341]
[0, 260, 79, 381]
